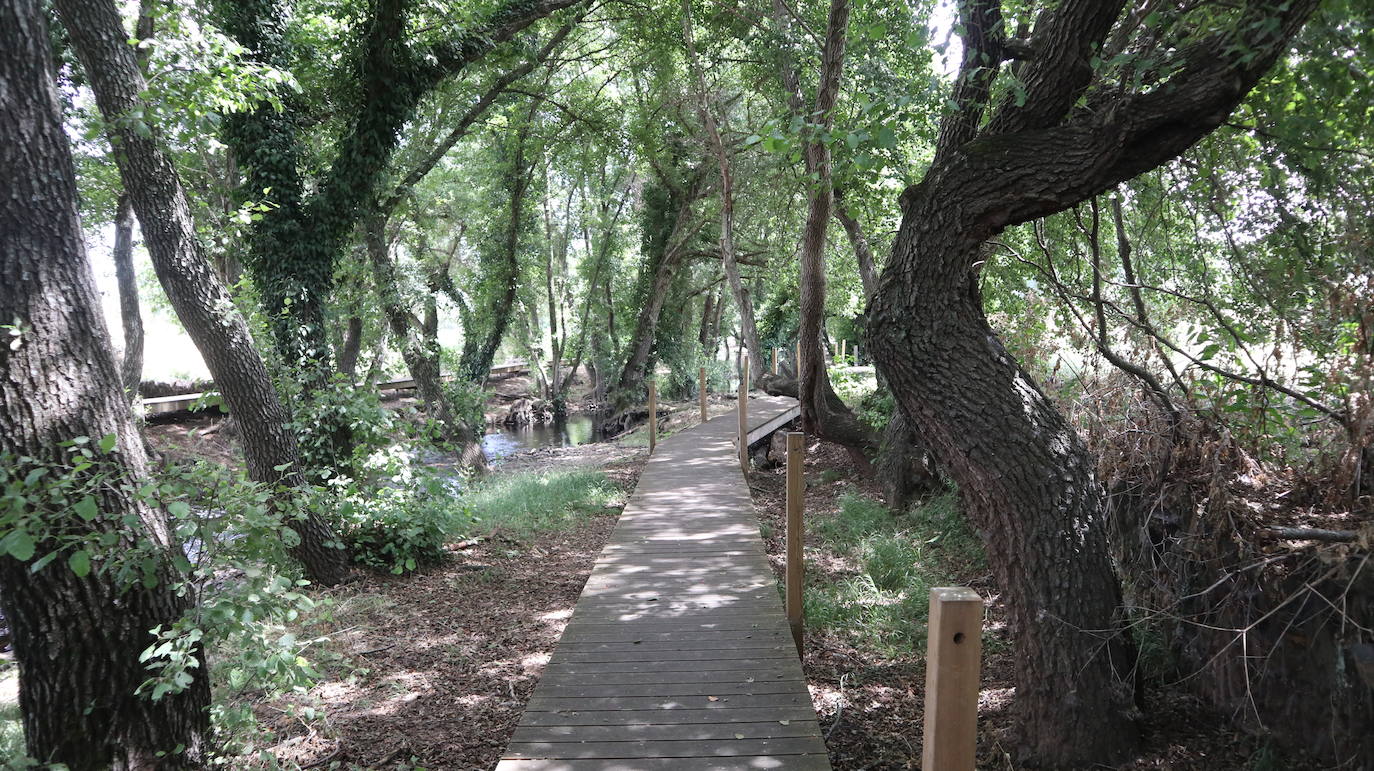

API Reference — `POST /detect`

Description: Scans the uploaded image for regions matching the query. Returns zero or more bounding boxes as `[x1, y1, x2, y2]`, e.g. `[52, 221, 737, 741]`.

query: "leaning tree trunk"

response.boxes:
[863, 3, 1317, 763]
[111, 193, 144, 397]
[869, 207, 1138, 762]
[54, 0, 352, 586]
[767, 0, 876, 464]
[0, 2, 210, 763]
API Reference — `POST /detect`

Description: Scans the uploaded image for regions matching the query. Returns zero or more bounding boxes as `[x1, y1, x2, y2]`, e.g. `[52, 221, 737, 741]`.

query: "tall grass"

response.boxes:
[805, 486, 984, 656]
[466, 470, 621, 540]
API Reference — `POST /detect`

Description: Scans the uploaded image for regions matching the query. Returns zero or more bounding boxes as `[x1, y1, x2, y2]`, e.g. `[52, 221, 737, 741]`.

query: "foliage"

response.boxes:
[329, 446, 473, 575]
[806, 487, 984, 656]
[464, 470, 620, 540]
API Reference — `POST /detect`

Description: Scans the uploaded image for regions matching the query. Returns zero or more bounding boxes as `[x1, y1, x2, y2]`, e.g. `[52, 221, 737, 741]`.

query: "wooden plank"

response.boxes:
[533, 681, 800, 699]
[504, 736, 827, 760]
[557, 628, 790, 643]
[516, 706, 820, 727]
[549, 648, 797, 664]
[537, 670, 802, 687]
[542, 659, 804, 676]
[512, 720, 821, 743]
[496, 755, 832, 771]
[525, 692, 814, 712]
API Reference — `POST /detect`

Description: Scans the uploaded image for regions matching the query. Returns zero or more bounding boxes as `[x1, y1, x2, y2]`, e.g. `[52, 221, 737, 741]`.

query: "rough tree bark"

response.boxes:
[54, 0, 352, 586]
[865, 0, 1318, 764]
[111, 194, 144, 397]
[337, 316, 364, 378]
[0, 0, 210, 762]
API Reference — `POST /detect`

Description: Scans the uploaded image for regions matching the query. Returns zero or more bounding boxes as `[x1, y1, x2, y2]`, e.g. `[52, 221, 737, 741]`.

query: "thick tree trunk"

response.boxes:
[112, 193, 144, 396]
[864, 3, 1317, 761]
[869, 209, 1138, 761]
[54, 0, 352, 586]
[0, 3, 210, 763]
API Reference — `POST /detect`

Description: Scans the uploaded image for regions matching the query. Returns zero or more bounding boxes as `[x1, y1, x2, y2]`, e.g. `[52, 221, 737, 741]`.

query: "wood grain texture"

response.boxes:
[497, 396, 830, 769]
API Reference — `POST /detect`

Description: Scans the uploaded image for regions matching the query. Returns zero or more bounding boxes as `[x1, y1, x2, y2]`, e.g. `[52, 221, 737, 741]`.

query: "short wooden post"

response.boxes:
[923, 587, 984, 771]
[699, 366, 708, 423]
[772, 347, 779, 375]
[785, 431, 805, 656]
[840, 339, 846, 362]
[648, 380, 657, 455]
[737, 359, 749, 474]
[795, 341, 801, 373]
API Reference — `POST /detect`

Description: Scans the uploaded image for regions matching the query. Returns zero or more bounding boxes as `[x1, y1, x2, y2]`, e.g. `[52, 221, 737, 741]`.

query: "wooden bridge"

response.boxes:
[496, 394, 828, 770]
[139, 361, 528, 416]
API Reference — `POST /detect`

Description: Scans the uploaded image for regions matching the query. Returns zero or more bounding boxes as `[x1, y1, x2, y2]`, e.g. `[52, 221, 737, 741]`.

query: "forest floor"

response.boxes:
[747, 438, 1322, 771]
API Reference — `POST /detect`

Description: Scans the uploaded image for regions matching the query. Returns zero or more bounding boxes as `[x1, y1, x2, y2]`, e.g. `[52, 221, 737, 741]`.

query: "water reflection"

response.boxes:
[481, 413, 596, 461]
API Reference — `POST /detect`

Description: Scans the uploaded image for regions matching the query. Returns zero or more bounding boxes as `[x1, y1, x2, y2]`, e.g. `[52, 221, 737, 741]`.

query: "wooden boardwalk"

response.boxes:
[496, 395, 830, 770]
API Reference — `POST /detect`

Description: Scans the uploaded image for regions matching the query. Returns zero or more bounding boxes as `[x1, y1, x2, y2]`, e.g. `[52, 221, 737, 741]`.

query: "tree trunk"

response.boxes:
[870, 211, 1138, 761]
[863, 3, 1317, 763]
[54, 0, 352, 586]
[832, 187, 878, 301]
[338, 316, 364, 378]
[0, 3, 210, 763]
[777, 0, 876, 463]
[683, 0, 762, 380]
[458, 115, 533, 384]
[365, 215, 488, 470]
[112, 193, 144, 397]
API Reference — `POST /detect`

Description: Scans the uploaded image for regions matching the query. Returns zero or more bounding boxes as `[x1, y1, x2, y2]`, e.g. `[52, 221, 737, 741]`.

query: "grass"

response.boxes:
[805, 485, 985, 656]
[465, 469, 622, 540]
[0, 665, 23, 764]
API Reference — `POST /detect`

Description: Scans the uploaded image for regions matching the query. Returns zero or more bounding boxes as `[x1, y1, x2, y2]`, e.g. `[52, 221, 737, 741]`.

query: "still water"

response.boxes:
[480, 413, 596, 461]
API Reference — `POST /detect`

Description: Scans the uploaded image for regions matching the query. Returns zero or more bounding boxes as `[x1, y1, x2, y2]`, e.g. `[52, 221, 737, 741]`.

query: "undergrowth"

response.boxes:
[806, 486, 984, 656]
[465, 470, 622, 540]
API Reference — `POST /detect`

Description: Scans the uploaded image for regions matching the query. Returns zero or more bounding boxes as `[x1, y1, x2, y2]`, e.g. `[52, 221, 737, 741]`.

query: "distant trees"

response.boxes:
[0, 0, 210, 762]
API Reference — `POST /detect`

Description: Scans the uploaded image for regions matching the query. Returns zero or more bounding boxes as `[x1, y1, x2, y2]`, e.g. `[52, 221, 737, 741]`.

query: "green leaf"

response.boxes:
[69, 550, 91, 578]
[74, 496, 99, 522]
[30, 551, 58, 573]
[167, 501, 191, 518]
[876, 125, 897, 150]
[98, 433, 118, 453]
[4, 529, 35, 561]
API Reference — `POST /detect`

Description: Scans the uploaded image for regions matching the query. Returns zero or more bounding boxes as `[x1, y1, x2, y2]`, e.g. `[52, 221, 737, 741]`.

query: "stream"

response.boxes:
[480, 413, 597, 461]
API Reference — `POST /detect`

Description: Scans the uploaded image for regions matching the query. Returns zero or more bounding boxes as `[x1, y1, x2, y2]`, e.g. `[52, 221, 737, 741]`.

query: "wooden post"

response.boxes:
[840, 339, 846, 362]
[737, 359, 749, 473]
[923, 587, 984, 771]
[785, 432, 805, 656]
[795, 340, 801, 374]
[648, 380, 657, 455]
[772, 347, 779, 375]
[699, 366, 708, 423]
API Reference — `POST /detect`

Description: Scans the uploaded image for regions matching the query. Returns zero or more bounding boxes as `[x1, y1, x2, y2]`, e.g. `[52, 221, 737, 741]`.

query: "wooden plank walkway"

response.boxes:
[496, 395, 829, 770]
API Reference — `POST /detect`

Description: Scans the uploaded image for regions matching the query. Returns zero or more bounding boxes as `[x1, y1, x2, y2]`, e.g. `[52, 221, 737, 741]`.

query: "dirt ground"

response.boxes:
[747, 439, 1323, 771]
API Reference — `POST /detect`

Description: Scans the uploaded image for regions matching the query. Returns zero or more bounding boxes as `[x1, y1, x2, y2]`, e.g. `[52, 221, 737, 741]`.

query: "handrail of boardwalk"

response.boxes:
[495, 394, 830, 770]
[139, 361, 528, 416]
